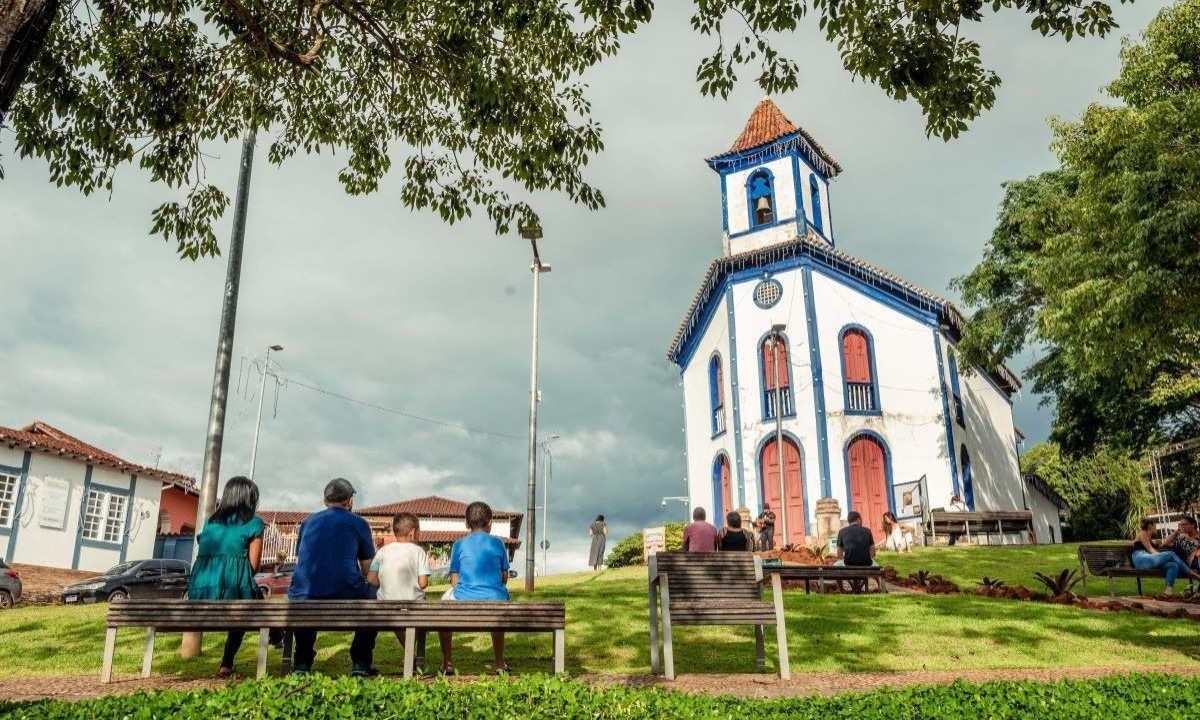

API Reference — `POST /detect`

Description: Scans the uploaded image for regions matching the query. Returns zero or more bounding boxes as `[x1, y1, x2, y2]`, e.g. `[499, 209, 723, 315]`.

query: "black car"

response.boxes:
[61, 559, 190, 604]
[0, 559, 22, 608]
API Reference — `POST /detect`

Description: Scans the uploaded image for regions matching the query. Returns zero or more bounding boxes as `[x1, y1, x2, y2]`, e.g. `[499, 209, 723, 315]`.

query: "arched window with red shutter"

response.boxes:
[759, 333, 794, 420]
[840, 326, 880, 414]
[709, 353, 726, 436]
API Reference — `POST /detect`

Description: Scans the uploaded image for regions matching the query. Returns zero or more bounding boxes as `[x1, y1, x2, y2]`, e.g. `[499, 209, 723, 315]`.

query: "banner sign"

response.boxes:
[643, 526, 666, 563]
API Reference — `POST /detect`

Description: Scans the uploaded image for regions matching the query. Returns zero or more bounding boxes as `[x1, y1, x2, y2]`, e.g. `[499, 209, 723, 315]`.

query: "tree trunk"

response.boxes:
[0, 0, 59, 125]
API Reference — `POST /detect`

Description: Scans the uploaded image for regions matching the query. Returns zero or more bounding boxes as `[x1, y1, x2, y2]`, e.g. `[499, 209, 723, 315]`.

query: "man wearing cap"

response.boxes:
[288, 478, 379, 676]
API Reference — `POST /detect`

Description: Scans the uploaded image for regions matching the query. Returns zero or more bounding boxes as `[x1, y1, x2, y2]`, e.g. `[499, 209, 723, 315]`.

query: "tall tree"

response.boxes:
[1, 0, 1125, 256]
[955, 0, 1200, 454]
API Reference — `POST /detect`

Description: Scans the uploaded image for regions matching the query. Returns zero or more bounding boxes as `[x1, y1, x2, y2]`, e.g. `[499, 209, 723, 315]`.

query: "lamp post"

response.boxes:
[661, 496, 690, 524]
[249, 344, 283, 480]
[540, 434, 559, 577]
[522, 221, 551, 592]
[769, 323, 788, 545]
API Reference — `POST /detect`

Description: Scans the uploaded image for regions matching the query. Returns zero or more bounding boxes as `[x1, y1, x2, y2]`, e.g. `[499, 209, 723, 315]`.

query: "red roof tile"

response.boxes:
[0, 420, 196, 487]
[356, 495, 522, 520]
[708, 98, 843, 177]
[258, 510, 313, 525]
[377, 530, 521, 547]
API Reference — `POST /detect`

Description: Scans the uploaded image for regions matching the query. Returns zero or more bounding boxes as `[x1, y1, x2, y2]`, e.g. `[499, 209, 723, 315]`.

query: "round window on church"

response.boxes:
[753, 279, 783, 309]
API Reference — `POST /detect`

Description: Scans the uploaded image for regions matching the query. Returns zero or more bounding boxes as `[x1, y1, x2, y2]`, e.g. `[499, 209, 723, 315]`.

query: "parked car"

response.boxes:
[61, 559, 190, 604]
[0, 559, 22, 608]
[254, 562, 295, 597]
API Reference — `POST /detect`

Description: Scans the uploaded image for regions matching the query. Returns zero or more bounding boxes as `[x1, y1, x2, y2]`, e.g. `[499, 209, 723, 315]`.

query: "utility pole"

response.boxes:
[521, 222, 551, 592]
[540, 434, 559, 577]
[249, 344, 283, 480]
[182, 132, 256, 659]
[770, 323, 788, 545]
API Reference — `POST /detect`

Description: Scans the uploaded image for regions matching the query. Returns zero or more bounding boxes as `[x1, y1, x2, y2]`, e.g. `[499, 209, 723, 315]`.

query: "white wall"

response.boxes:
[795, 156, 832, 241]
[1027, 484, 1064, 544]
[724, 154, 833, 256]
[682, 291, 737, 517]
[725, 156, 798, 238]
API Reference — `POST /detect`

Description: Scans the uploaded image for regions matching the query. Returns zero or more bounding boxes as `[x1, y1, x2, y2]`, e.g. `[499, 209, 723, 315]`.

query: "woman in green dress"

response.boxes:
[187, 476, 265, 677]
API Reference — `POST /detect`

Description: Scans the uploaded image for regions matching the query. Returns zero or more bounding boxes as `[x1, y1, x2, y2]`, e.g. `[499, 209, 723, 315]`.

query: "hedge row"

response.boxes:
[4, 672, 1200, 719]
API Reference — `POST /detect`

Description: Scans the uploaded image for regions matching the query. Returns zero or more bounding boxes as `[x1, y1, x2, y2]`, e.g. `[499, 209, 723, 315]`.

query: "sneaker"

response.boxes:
[351, 664, 381, 678]
[291, 664, 311, 675]
[217, 666, 234, 678]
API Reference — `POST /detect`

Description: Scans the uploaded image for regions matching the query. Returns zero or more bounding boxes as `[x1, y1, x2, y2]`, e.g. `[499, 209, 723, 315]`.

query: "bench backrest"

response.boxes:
[106, 599, 565, 632]
[928, 510, 1033, 522]
[650, 552, 761, 601]
[1078, 544, 1133, 573]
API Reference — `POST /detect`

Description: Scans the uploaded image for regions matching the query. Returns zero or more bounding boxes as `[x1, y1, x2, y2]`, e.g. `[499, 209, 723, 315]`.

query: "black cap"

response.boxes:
[324, 478, 356, 504]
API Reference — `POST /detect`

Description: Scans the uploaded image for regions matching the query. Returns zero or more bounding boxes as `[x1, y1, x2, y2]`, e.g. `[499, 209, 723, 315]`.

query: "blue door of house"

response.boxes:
[960, 447, 975, 510]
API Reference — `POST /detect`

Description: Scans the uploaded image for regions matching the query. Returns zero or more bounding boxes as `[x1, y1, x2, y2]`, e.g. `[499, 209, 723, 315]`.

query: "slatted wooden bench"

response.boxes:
[1076, 544, 1193, 597]
[765, 565, 886, 594]
[102, 599, 566, 682]
[648, 552, 789, 681]
[926, 510, 1035, 545]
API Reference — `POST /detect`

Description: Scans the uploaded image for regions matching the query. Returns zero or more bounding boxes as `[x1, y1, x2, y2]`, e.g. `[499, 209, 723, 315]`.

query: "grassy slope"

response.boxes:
[2, 553, 1197, 680]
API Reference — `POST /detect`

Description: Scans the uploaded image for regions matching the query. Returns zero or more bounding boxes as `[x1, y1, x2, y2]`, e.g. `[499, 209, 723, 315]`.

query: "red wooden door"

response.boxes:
[720, 456, 732, 522]
[848, 436, 889, 539]
[761, 437, 805, 545]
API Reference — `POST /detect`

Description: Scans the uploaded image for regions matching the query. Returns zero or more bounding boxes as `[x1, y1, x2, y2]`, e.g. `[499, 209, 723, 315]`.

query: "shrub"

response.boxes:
[605, 523, 683, 568]
[4, 672, 1200, 719]
[1021, 442, 1152, 540]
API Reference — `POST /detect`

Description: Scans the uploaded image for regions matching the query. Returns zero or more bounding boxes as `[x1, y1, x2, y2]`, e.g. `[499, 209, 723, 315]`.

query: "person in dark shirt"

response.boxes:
[755, 504, 777, 551]
[288, 478, 378, 676]
[717, 511, 755, 552]
[835, 511, 876, 567]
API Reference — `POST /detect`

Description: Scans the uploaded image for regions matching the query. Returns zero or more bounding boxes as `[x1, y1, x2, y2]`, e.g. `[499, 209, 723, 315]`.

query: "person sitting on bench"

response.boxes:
[1164, 515, 1200, 572]
[835, 511, 876, 567]
[717, 512, 755, 552]
[367, 512, 439, 671]
[440, 501, 512, 675]
[1132, 518, 1200, 596]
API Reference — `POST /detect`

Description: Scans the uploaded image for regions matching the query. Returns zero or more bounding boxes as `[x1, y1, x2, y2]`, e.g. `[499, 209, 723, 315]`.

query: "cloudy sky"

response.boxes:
[1, 1, 1168, 572]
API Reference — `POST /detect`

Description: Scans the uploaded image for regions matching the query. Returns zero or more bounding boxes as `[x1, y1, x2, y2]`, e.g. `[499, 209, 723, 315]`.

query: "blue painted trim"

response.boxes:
[89, 482, 132, 497]
[755, 431, 813, 535]
[71, 464, 94, 570]
[932, 331, 962, 497]
[948, 350, 965, 428]
[752, 278, 783, 309]
[1, 452, 32, 559]
[745, 167, 777, 232]
[837, 324, 882, 416]
[755, 329, 797, 422]
[707, 130, 834, 182]
[728, 214, 800, 240]
[841, 431, 896, 516]
[808, 264, 939, 327]
[712, 452, 731, 526]
[809, 174, 825, 236]
[791, 151, 807, 231]
[825, 174, 836, 246]
[80, 538, 123, 551]
[959, 445, 975, 510]
[724, 287, 746, 507]
[118, 475, 137, 563]
[720, 172, 729, 236]
[801, 267, 833, 498]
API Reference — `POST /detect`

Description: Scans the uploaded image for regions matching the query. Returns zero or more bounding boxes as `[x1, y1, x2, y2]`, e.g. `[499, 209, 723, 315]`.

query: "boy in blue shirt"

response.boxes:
[439, 501, 511, 674]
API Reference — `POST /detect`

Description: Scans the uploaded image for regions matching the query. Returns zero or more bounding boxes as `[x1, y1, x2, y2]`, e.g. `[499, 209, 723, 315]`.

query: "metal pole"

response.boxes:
[541, 441, 551, 576]
[773, 333, 788, 545]
[524, 254, 542, 592]
[248, 345, 274, 480]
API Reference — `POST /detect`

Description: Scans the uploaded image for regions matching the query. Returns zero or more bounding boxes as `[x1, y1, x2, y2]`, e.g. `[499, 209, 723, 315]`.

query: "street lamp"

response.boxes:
[768, 323, 788, 545]
[661, 496, 690, 524]
[540, 433, 560, 577]
[249, 344, 283, 480]
[521, 221, 551, 592]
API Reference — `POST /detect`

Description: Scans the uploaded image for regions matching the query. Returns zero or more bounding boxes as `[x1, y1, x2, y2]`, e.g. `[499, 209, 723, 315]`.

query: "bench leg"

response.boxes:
[101, 627, 117, 683]
[1137, 577, 1144, 597]
[1108, 576, 1116, 598]
[553, 629, 565, 674]
[281, 631, 293, 674]
[754, 625, 765, 672]
[648, 581, 660, 675]
[660, 578, 675, 681]
[141, 628, 155, 679]
[771, 572, 790, 681]
[256, 628, 270, 679]
[416, 630, 427, 671]
[403, 628, 417, 679]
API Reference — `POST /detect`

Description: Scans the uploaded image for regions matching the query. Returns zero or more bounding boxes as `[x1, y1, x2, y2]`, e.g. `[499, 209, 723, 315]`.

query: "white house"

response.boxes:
[0, 421, 195, 571]
[667, 99, 1049, 545]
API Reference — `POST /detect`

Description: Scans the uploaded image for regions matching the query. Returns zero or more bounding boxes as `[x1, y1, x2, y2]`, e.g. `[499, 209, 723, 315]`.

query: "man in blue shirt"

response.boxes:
[288, 478, 378, 675]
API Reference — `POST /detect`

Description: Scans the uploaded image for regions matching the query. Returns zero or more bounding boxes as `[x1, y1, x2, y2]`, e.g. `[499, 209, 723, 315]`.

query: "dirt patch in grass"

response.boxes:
[10, 564, 94, 606]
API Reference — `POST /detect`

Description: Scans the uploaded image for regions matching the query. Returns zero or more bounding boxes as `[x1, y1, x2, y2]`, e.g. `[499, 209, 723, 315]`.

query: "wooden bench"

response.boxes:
[648, 552, 789, 681]
[764, 565, 886, 594]
[102, 599, 566, 682]
[926, 510, 1035, 545]
[1077, 544, 1194, 597]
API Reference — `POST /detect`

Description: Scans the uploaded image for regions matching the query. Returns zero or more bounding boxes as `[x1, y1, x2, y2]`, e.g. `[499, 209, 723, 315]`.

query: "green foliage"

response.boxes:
[1021, 442, 1153, 540]
[954, 0, 1200, 456]
[1033, 568, 1083, 596]
[6, 673, 1200, 718]
[604, 523, 682, 568]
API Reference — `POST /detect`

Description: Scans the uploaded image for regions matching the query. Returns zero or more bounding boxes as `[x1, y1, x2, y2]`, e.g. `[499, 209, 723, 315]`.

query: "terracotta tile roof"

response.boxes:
[376, 530, 521, 547]
[665, 233, 1021, 393]
[258, 510, 313, 525]
[356, 495, 522, 520]
[707, 98, 843, 177]
[0, 420, 196, 487]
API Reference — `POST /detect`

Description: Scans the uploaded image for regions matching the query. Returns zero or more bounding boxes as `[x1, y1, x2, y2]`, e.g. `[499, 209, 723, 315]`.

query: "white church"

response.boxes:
[667, 99, 1056, 545]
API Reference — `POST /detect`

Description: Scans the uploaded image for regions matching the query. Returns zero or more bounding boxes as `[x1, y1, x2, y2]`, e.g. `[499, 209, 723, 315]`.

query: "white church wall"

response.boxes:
[724, 157, 799, 237]
[795, 156, 833, 242]
[957, 356, 1023, 514]
[808, 270, 956, 519]
[1027, 485, 1064, 544]
[682, 292, 736, 519]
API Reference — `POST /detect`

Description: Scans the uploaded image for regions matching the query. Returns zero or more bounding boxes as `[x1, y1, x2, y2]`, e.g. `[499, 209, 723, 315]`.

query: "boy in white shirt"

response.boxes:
[367, 512, 432, 664]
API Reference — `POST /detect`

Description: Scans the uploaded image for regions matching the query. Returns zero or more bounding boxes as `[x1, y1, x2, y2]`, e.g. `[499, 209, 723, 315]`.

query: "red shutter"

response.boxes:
[842, 331, 872, 383]
[763, 340, 790, 389]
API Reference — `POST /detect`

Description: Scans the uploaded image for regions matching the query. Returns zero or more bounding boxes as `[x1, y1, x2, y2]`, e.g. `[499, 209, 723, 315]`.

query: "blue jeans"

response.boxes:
[1132, 549, 1193, 589]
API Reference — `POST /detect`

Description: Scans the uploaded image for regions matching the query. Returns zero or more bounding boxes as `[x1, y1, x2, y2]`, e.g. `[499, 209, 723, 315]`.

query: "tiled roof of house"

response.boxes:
[377, 530, 521, 547]
[665, 234, 1021, 393]
[258, 510, 314, 525]
[356, 495, 523, 520]
[707, 98, 843, 177]
[1023, 473, 1070, 512]
[0, 421, 196, 487]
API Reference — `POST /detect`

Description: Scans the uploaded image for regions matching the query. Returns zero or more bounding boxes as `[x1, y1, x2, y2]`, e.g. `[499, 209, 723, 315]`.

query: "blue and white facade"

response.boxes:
[668, 100, 1044, 544]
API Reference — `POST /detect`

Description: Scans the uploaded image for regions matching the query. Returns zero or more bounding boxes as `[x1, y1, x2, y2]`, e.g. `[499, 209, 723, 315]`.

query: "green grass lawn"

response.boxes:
[2, 553, 1196, 681]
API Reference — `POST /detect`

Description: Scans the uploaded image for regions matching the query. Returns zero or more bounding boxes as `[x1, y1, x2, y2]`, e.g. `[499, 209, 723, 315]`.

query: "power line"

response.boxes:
[277, 375, 525, 441]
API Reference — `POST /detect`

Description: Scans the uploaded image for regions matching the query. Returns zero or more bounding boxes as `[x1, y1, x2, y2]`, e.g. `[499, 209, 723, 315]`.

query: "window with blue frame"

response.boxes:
[809, 174, 823, 234]
[760, 335, 794, 420]
[840, 327, 879, 414]
[960, 445, 975, 510]
[948, 350, 965, 427]
[709, 354, 726, 437]
[747, 170, 775, 227]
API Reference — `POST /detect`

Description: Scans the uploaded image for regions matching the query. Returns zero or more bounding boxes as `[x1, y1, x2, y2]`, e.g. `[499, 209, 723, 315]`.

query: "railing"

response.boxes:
[712, 406, 727, 436]
[764, 387, 795, 419]
[262, 523, 298, 563]
[846, 382, 876, 412]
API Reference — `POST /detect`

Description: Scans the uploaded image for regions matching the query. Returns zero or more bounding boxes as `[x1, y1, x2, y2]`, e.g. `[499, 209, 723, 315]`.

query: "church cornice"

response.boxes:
[706, 130, 842, 179]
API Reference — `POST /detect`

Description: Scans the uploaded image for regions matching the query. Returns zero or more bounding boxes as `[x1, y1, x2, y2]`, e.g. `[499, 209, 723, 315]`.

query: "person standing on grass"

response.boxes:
[682, 507, 718, 552]
[834, 511, 876, 567]
[1132, 518, 1200, 595]
[588, 515, 608, 571]
[187, 476, 265, 678]
[440, 501, 512, 675]
[287, 478, 379, 676]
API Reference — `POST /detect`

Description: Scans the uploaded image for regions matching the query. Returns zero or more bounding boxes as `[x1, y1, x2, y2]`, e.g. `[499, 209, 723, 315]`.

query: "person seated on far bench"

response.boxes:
[717, 511, 755, 552]
[1132, 517, 1200, 596]
[835, 511, 877, 567]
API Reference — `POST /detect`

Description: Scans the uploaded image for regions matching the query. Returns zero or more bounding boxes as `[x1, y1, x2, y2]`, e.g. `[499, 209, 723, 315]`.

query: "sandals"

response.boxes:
[490, 662, 513, 676]
[438, 664, 457, 676]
